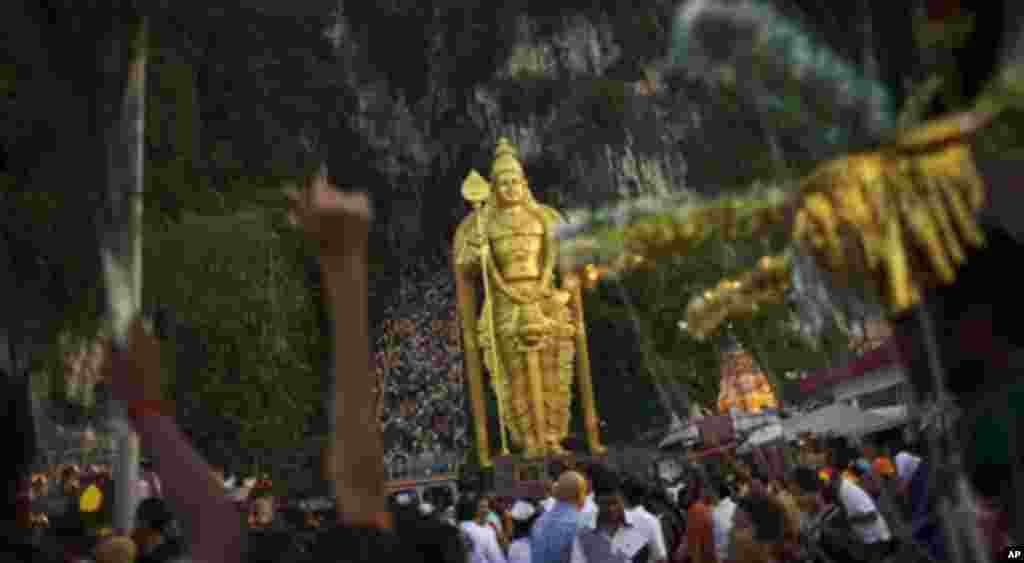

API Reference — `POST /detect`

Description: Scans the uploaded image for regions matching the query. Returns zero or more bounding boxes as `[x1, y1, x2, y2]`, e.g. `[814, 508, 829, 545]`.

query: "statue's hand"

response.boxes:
[286, 172, 373, 259]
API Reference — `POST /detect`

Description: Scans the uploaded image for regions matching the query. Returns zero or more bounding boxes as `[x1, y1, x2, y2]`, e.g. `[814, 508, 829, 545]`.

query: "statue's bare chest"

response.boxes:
[488, 208, 546, 278]
[488, 208, 545, 237]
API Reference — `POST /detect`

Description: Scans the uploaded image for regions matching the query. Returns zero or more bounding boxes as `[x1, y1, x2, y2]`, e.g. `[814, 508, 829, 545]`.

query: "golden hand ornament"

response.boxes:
[791, 112, 988, 312]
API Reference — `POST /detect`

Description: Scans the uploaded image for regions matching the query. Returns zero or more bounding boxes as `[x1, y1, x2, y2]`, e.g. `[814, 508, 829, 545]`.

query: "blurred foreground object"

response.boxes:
[792, 111, 990, 312]
[685, 255, 792, 341]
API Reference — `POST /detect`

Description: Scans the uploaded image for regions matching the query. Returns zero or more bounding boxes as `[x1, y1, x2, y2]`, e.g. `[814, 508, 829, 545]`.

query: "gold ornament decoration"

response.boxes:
[491, 137, 526, 180]
[684, 254, 794, 340]
[555, 189, 792, 278]
[462, 169, 492, 204]
[791, 111, 988, 312]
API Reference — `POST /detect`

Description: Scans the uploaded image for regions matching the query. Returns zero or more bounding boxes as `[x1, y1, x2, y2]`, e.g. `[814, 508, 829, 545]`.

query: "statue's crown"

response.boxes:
[491, 137, 524, 179]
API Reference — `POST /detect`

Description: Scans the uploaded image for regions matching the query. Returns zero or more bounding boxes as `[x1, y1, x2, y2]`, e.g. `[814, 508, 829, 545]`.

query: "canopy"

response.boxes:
[736, 422, 784, 453]
[782, 403, 899, 440]
[863, 406, 910, 434]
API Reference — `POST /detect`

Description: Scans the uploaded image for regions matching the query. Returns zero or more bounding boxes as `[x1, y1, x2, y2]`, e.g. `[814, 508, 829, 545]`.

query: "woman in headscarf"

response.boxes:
[458, 493, 507, 563]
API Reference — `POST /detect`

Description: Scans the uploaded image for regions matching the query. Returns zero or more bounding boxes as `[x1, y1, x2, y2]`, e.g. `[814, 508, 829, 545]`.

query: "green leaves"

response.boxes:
[581, 228, 833, 410]
[144, 210, 325, 464]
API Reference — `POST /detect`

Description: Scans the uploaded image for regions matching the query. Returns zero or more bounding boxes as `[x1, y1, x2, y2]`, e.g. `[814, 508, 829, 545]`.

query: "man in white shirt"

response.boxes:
[540, 481, 557, 513]
[459, 493, 508, 563]
[709, 480, 737, 563]
[622, 479, 668, 563]
[835, 475, 894, 559]
[571, 467, 653, 563]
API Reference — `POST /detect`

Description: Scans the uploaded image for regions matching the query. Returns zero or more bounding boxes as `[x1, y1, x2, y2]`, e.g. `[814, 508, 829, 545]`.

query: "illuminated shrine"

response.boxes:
[717, 344, 779, 415]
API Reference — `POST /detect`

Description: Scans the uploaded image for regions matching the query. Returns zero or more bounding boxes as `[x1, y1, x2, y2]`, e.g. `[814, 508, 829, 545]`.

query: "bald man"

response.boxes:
[94, 536, 138, 563]
[531, 471, 587, 563]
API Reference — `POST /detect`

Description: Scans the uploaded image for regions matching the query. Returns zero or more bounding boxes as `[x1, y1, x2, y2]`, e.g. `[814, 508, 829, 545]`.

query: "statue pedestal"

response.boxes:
[492, 452, 607, 498]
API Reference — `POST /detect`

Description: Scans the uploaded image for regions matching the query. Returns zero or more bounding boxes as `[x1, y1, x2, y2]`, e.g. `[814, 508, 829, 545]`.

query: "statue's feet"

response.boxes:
[523, 438, 544, 459]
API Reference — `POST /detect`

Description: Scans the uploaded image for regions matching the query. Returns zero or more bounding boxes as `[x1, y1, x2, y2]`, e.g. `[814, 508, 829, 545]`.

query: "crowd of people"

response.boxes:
[7, 424, 1014, 563]
[13, 459, 341, 562]
[374, 261, 470, 475]
[437, 437, 1010, 563]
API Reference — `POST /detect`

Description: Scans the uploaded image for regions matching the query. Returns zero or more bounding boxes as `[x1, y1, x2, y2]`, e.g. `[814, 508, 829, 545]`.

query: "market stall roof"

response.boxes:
[782, 402, 898, 440]
[737, 422, 784, 453]
[659, 414, 735, 449]
[861, 406, 910, 435]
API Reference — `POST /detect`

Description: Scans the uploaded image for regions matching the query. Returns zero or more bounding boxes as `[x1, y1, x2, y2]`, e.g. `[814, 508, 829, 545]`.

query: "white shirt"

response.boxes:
[541, 497, 556, 512]
[461, 521, 508, 563]
[625, 506, 668, 562]
[580, 494, 599, 529]
[571, 511, 651, 563]
[838, 478, 891, 544]
[509, 538, 531, 563]
[711, 497, 737, 562]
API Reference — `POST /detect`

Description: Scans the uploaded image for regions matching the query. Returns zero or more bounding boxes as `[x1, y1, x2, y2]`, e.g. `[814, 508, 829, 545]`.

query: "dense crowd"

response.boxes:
[374, 260, 469, 474]
[10, 429, 1014, 563]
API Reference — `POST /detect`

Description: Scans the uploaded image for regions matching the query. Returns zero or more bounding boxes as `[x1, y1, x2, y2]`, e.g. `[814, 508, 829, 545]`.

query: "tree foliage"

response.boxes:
[144, 210, 325, 472]
[582, 223, 840, 412]
[1, 4, 350, 349]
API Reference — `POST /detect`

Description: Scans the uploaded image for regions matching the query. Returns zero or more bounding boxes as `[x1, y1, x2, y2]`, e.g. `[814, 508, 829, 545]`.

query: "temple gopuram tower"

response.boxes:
[716, 336, 786, 478]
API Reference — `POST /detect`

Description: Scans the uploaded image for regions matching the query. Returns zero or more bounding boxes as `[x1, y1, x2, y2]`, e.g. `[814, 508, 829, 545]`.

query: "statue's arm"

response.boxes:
[542, 206, 567, 291]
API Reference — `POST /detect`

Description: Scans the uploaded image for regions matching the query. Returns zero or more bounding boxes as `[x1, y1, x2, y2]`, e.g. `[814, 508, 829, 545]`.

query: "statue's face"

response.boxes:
[494, 171, 528, 206]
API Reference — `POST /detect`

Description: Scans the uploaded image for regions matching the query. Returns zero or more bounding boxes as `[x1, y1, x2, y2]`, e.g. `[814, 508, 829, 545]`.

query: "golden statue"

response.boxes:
[453, 138, 605, 465]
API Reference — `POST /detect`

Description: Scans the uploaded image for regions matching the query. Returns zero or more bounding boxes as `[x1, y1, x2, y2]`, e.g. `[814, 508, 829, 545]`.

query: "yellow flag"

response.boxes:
[80, 483, 103, 513]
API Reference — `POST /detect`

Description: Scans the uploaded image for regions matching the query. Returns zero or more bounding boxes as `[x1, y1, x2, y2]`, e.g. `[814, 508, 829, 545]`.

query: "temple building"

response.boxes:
[717, 339, 784, 456]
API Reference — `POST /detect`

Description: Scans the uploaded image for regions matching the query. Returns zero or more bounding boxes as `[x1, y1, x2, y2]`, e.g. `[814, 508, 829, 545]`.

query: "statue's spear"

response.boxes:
[462, 171, 511, 458]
